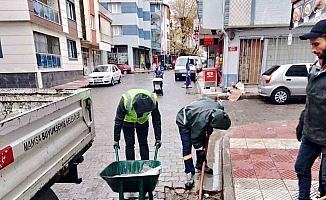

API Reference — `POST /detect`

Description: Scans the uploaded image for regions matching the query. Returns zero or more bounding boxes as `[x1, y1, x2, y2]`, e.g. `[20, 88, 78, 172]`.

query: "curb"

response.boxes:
[222, 131, 236, 200]
[203, 93, 261, 101]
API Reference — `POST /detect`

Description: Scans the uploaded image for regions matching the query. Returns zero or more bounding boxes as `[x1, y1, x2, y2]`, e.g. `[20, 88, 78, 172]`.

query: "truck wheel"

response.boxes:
[32, 188, 59, 200]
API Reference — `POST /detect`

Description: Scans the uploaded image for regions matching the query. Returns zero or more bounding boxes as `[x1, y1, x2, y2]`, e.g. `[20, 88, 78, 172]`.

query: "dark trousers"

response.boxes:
[178, 126, 205, 174]
[123, 122, 149, 160]
[295, 136, 326, 200]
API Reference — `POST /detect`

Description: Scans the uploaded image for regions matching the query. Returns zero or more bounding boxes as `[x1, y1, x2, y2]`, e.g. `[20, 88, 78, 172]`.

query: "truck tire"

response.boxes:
[32, 188, 59, 200]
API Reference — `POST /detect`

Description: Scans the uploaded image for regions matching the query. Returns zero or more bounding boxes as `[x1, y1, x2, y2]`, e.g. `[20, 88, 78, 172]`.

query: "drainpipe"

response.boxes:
[221, 29, 229, 90]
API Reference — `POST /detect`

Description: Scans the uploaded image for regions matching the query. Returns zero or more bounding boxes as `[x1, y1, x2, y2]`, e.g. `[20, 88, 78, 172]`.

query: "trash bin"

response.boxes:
[203, 68, 217, 89]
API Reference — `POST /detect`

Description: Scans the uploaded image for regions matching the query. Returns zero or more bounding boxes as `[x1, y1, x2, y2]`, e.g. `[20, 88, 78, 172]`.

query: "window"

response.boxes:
[33, 0, 60, 24]
[262, 65, 280, 75]
[34, 32, 61, 68]
[90, 15, 95, 30]
[67, 39, 77, 59]
[112, 26, 122, 36]
[66, 1, 76, 21]
[111, 3, 121, 13]
[0, 39, 3, 58]
[285, 65, 308, 77]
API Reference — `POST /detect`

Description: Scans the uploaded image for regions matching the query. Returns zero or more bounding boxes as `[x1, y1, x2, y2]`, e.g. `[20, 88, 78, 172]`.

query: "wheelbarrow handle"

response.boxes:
[154, 145, 159, 161]
[114, 146, 119, 161]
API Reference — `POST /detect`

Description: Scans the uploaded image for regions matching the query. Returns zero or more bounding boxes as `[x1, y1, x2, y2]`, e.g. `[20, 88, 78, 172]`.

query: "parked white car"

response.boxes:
[88, 64, 122, 86]
[258, 63, 312, 104]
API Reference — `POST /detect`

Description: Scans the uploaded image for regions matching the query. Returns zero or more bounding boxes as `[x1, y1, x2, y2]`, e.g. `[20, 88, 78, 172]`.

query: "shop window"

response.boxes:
[66, 0, 76, 21]
[67, 39, 77, 59]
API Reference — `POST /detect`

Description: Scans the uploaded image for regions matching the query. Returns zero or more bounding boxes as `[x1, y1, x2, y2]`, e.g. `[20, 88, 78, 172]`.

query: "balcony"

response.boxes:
[36, 53, 61, 68]
[33, 0, 60, 24]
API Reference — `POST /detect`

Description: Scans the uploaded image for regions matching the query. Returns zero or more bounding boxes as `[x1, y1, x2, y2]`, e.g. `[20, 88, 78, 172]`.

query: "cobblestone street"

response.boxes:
[52, 71, 305, 199]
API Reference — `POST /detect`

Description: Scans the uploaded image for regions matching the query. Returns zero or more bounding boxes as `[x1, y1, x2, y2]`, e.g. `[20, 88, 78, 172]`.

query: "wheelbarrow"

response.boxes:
[100, 145, 161, 200]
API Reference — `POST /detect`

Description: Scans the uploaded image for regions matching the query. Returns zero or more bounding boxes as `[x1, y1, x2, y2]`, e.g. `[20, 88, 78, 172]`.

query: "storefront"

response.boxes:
[108, 46, 128, 65]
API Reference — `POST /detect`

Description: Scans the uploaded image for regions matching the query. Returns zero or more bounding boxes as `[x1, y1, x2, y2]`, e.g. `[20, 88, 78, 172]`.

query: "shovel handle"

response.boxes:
[114, 146, 119, 161]
[198, 133, 210, 200]
[154, 145, 159, 161]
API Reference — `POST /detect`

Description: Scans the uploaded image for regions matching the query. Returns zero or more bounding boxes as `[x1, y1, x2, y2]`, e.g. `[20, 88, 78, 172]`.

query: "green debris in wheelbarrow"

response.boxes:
[100, 145, 161, 200]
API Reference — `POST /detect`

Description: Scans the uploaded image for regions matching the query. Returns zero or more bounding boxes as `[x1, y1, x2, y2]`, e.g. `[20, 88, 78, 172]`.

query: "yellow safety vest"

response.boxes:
[123, 89, 157, 124]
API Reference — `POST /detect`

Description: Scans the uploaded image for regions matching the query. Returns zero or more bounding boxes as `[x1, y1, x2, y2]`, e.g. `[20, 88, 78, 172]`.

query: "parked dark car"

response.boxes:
[117, 64, 132, 74]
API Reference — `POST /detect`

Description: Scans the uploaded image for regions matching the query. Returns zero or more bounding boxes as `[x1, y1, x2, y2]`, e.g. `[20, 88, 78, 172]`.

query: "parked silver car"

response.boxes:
[258, 63, 312, 104]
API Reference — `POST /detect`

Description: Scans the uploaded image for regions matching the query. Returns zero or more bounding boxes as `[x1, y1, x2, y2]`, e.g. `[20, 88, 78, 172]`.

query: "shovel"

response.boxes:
[198, 133, 210, 200]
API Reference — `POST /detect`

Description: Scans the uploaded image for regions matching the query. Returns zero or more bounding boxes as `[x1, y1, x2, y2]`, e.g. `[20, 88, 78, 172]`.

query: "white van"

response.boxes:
[174, 56, 202, 81]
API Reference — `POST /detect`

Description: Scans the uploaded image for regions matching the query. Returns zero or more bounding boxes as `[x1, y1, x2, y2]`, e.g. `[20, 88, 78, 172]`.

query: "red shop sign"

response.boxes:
[228, 46, 238, 51]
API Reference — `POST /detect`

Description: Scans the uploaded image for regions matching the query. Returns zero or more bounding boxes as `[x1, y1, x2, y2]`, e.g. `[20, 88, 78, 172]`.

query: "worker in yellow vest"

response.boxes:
[113, 89, 162, 160]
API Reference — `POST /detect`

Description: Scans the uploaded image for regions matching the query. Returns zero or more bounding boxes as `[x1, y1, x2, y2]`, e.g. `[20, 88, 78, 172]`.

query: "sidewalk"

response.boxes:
[51, 69, 154, 89]
[196, 72, 260, 100]
[222, 120, 320, 200]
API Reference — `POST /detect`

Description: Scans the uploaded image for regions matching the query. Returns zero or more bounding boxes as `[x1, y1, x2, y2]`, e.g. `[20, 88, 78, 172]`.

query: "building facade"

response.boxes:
[100, 0, 152, 71]
[0, 0, 84, 88]
[197, 0, 316, 87]
[150, 0, 170, 66]
[80, 0, 113, 75]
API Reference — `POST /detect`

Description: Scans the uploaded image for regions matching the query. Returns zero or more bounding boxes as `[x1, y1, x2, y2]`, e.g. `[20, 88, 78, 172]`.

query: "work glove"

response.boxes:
[113, 141, 120, 149]
[196, 148, 206, 165]
[155, 140, 162, 149]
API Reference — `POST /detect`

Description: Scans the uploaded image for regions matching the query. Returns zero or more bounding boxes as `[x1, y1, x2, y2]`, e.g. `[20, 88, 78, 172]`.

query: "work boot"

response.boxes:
[185, 172, 194, 190]
[195, 164, 213, 174]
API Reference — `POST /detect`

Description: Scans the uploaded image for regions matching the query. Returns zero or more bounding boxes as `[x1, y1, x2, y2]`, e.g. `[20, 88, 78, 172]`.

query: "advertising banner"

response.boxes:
[290, 0, 326, 28]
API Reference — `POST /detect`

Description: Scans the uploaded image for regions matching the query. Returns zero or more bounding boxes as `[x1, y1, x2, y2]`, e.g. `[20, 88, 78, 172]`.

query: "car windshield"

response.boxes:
[176, 58, 195, 66]
[93, 66, 109, 72]
[262, 65, 280, 75]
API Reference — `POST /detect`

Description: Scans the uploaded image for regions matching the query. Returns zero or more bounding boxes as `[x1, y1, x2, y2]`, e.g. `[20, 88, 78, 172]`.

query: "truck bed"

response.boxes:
[0, 88, 95, 200]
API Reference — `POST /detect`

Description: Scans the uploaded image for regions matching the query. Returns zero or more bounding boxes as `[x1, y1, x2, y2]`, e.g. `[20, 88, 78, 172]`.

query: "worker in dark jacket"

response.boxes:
[176, 98, 231, 189]
[113, 89, 162, 160]
[295, 19, 326, 200]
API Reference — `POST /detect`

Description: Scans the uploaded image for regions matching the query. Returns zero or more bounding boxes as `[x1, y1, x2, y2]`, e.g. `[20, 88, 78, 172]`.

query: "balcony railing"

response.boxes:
[36, 53, 61, 68]
[33, 0, 60, 24]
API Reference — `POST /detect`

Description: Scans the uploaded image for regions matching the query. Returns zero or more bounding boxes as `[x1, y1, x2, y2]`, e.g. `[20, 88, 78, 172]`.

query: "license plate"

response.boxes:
[95, 79, 102, 82]
[181, 74, 186, 77]
[155, 85, 161, 90]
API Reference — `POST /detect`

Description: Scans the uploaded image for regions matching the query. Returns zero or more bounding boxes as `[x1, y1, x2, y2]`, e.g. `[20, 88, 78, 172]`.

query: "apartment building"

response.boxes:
[101, 0, 152, 70]
[0, 0, 84, 88]
[150, 0, 170, 66]
[80, 0, 113, 75]
[197, 0, 316, 87]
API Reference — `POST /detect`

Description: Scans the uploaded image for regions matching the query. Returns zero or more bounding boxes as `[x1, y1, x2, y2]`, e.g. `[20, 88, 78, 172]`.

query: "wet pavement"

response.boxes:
[51, 71, 310, 200]
[52, 71, 201, 199]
